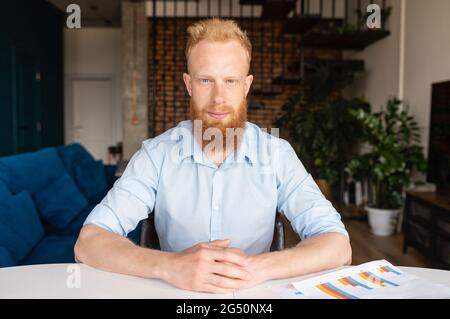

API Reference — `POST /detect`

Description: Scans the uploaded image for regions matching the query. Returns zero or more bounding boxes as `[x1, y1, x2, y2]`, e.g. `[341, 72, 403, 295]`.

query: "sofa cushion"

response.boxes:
[0, 223, 30, 262]
[20, 235, 76, 265]
[44, 204, 95, 237]
[0, 179, 11, 200]
[0, 148, 66, 195]
[104, 164, 118, 188]
[0, 191, 44, 260]
[75, 160, 108, 203]
[33, 174, 88, 230]
[62, 204, 95, 236]
[0, 246, 17, 267]
[57, 143, 96, 180]
[88, 189, 109, 206]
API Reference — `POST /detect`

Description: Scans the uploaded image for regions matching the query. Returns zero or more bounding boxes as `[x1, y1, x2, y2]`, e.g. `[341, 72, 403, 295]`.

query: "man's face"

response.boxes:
[183, 40, 253, 135]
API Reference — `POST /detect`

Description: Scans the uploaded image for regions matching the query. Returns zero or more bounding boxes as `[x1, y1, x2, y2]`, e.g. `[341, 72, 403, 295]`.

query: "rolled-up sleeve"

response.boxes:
[83, 141, 159, 237]
[276, 140, 349, 241]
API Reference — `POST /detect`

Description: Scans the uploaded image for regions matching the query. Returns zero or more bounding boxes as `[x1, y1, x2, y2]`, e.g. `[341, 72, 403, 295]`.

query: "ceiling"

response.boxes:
[47, 0, 122, 27]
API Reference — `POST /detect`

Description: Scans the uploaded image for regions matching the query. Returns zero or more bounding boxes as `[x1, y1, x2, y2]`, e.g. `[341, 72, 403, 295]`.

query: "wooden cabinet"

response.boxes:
[403, 191, 450, 270]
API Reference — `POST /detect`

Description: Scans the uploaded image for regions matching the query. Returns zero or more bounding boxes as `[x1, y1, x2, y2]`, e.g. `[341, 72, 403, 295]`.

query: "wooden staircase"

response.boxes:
[240, 0, 391, 99]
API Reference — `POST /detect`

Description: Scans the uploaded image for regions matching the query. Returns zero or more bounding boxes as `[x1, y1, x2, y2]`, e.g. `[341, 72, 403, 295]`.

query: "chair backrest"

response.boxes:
[140, 212, 160, 250]
[140, 212, 285, 252]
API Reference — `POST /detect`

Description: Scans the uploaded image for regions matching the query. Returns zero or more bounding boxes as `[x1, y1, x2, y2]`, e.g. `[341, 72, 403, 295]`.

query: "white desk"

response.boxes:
[0, 264, 449, 299]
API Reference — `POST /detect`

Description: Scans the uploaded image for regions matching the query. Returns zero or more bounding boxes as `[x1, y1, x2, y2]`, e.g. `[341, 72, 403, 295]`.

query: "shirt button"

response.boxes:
[214, 205, 219, 210]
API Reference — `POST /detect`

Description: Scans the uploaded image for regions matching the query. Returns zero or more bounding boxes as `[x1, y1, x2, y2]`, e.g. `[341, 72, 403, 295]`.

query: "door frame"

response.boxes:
[64, 73, 121, 150]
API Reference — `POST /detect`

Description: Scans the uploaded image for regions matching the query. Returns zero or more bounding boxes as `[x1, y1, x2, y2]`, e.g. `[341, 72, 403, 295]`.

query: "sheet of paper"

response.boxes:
[268, 283, 304, 299]
[270, 260, 450, 299]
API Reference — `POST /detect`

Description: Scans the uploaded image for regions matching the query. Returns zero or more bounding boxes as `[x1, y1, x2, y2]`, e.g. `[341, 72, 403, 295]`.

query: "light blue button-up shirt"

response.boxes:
[84, 120, 349, 255]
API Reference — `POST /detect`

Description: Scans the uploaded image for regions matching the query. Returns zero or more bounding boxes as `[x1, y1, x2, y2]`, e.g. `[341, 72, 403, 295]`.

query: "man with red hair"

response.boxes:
[75, 18, 351, 294]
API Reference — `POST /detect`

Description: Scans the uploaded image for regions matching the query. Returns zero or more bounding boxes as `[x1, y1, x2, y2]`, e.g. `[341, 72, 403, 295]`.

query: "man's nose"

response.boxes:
[212, 83, 225, 105]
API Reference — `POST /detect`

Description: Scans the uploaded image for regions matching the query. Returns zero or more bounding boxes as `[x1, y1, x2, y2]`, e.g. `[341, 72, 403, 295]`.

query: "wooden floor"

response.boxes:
[281, 215, 432, 268]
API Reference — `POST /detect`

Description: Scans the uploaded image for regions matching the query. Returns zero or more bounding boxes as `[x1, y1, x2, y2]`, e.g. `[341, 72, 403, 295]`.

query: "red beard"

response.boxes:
[190, 99, 247, 152]
[190, 99, 247, 135]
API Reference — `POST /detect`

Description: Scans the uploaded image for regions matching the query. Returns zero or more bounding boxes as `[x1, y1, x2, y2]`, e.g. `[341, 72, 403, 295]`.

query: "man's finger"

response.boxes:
[204, 245, 248, 259]
[207, 273, 247, 289]
[209, 261, 250, 280]
[208, 249, 249, 267]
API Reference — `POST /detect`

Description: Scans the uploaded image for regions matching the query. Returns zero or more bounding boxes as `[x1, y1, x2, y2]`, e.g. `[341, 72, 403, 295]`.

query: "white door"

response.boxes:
[72, 79, 114, 162]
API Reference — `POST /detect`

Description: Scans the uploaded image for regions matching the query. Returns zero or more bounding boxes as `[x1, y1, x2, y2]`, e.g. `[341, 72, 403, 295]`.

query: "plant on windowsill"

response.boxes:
[345, 97, 427, 236]
[276, 95, 370, 202]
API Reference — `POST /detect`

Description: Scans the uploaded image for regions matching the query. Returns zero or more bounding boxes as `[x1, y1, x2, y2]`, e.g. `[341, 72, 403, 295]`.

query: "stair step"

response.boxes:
[239, 0, 296, 19]
[239, 0, 265, 4]
[299, 30, 391, 50]
[282, 15, 321, 34]
[274, 59, 364, 85]
[314, 18, 346, 30]
[261, 0, 296, 19]
[272, 74, 302, 85]
[288, 59, 365, 72]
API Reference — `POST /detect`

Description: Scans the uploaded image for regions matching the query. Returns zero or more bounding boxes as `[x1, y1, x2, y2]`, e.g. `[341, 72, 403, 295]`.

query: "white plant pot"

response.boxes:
[366, 206, 401, 236]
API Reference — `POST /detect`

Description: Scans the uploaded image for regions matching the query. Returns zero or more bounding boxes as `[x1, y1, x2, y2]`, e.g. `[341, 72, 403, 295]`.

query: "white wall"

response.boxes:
[64, 28, 123, 146]
[402, 0, 450, 153]
[344, 0, 400, 111]
[345, 0, 450, 157]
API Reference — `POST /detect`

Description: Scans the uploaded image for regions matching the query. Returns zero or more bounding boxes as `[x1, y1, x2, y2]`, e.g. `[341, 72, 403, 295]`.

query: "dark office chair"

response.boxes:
[140, 212, 285, 252]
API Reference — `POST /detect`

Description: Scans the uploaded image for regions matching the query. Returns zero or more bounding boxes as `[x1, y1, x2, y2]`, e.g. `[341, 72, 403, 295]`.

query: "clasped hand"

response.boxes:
[162, 239, 265, 293]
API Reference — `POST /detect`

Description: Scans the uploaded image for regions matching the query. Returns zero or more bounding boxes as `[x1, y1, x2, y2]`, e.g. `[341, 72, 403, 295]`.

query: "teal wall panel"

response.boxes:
[0, 0, 63, 156]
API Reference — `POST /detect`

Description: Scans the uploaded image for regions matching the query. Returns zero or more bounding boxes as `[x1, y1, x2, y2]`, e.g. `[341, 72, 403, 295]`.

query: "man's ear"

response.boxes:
[183, 73, 192, 97]
[244, 74, 254, 97]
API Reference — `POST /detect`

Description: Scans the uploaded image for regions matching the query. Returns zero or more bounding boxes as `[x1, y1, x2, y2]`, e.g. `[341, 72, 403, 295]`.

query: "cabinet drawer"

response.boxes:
[436, 216, 450, 237]
[409, 200, 432, 222]
[407, 220, 431, 249]
[435, 237, 450, 266]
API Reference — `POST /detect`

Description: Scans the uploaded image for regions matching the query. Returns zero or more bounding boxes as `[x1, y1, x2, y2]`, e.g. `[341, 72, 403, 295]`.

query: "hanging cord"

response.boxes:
[131, 4, 139, 126]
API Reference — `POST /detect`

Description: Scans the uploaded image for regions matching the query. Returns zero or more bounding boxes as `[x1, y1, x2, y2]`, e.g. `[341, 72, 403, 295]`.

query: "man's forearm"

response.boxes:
[74, 224, 169, 279]
[249, 232, 352, 283]
[76, 228, 253, 293]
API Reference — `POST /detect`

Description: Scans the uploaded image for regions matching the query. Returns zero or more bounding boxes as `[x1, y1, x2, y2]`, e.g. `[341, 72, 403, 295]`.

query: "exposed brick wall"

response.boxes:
[147, 18, 341, 138]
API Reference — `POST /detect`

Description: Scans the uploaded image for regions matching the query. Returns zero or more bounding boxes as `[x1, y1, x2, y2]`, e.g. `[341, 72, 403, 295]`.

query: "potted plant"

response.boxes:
[346, 97, 427, 236]
[276, 95, 369, 201]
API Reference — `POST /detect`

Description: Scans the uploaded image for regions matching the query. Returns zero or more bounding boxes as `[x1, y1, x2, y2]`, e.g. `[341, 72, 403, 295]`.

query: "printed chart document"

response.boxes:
[269, 260, 450, 299]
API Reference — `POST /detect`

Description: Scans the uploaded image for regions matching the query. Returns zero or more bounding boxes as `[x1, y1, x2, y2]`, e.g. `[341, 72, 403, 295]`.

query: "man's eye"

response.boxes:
[226, 79, 237, 84]
[200, 79, 210, 84]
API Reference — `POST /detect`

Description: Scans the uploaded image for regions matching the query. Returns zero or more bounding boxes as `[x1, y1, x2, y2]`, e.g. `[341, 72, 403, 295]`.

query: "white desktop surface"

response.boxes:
[1, 263, 449, 299]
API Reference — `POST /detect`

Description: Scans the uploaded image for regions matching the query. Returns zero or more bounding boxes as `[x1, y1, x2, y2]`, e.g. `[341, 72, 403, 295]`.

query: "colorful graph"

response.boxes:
[338, 276, 373, 290]
[315, 272, 398, 299]
[359, 271, 399, 287]
[378, 265, 401, 275]
[291, 260, 414, 299]
[288, 260, 450, 299]
[316, 282, 359, 299]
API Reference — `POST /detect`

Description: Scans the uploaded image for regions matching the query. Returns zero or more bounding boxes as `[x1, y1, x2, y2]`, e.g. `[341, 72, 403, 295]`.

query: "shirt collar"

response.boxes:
[176, 121, 256, 166]
[233, 124, 257, 165]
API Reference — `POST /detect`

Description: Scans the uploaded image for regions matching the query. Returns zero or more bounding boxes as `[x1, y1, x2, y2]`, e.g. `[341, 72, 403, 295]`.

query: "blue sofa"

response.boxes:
[0, 143, 139, 267]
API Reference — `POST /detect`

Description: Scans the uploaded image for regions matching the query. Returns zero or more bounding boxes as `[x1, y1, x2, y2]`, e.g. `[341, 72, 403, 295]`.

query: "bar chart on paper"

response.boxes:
[312, 264, 403, 299]
[271, 260, 450, 299]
